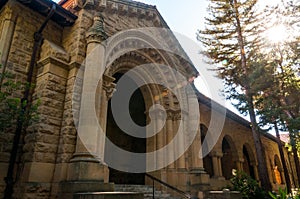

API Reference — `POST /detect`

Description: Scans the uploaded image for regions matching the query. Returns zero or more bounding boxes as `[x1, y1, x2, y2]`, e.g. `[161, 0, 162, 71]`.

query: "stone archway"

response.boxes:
[242, 144, 256, 179]
[200, 124, 214, 177]
[221, 135, 238, 180]
[102, 51, 183, 185]
[274, 154, 284, 185]
[104, 72, 148, 184]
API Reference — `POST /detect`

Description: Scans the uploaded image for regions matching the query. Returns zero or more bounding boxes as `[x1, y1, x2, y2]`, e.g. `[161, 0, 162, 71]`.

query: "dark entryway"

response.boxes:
[105, 72, 147, 184]
[243, 145, 255, 179]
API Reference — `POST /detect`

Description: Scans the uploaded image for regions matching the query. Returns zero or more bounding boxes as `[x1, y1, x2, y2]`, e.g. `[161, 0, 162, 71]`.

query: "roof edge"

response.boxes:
[1, 0, 77, 26]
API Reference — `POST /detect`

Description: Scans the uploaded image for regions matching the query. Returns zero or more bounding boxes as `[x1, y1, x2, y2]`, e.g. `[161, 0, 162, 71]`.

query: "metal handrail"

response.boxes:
[145, 173, 192, 199]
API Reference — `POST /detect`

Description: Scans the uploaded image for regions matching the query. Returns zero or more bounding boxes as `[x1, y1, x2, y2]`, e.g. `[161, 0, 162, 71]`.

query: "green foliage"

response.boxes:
[230, 171, 268, 199]
[0, 65, 39, 132]
[269, 187, 300, 199]
[269, 187, 288, 199]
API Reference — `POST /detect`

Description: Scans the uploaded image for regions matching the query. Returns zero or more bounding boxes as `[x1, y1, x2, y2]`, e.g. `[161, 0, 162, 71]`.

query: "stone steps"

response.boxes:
[73, 192, 144, 199]
[114, 184, 182, 199]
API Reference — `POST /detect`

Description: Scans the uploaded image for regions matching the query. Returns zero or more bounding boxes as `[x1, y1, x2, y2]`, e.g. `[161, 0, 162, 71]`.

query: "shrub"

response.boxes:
[230, 171, 268, 199]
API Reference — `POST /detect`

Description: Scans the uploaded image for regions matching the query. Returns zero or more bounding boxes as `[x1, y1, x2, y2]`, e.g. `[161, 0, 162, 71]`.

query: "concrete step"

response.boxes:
[114, 184, 182, 199]
[74, 192, 143, 199]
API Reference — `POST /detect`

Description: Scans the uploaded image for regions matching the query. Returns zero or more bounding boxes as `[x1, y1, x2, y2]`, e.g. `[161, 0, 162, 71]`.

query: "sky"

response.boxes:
[135, 0, 285, 119]
[53, 0, 283, 120]
[136, 0, 240, 115]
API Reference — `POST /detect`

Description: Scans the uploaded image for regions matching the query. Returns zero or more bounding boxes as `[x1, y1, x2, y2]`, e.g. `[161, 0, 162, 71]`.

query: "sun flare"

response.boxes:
[266, 24, 287, 44]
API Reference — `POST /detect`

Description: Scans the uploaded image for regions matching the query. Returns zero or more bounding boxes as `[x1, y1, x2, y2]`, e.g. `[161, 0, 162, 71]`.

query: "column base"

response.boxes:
[189, 168, 210, 186]
[67, 153, 109, 182]
[189, 168, 210, 198]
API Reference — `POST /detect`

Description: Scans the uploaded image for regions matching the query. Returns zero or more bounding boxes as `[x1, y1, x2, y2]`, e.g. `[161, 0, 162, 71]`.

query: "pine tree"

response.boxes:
[254, 1, 300, 187]
[197, 0, 272, 190]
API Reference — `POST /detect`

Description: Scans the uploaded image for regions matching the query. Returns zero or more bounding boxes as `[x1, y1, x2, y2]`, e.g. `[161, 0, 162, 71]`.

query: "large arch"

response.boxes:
[102, 48, 193, 185]
[200, 124, 214, 177]
[105, 71, 148, 184]
[103, 52, 167, 184]
[274, 154, 284, 185]
[221, 135, 238, 180]
[242, 144, 256, 179]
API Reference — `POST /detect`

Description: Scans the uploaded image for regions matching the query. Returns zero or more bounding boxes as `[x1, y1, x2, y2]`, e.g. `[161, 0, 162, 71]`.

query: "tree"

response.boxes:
[0, 66, 38, 132]
[254, 1, 300, 187]
[197, 0, 272, 190]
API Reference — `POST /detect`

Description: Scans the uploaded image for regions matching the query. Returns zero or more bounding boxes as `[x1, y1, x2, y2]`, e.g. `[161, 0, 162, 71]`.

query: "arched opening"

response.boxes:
[200, 124, 213, 177]
[242, 145, 255, 179]
[105, 72, 147, 184]
[274, 154, 283, 184]
[221, 136, 235, 180]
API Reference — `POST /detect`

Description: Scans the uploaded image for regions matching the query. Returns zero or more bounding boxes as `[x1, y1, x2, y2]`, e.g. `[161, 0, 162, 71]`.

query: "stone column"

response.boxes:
[217, 154, 223, 177]
[175, 111, 186, 169]
[67, 14, 110, 183]
[0, 5, 17, 74]
[166, 110, 175, 169]
[96, 75, 115, 160]
[150, 105, 166, 171]
[210, 151, 224, 179]
[251, 161, 259, 181]
[187, 87, 209, 199]
[236, 158, 244, 172]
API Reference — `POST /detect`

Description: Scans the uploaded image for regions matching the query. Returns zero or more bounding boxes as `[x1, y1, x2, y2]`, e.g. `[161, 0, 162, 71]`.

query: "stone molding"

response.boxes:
[39, 40, 70, 67]
[102, 74, 116, 99]
[37, 57, 70, 71]
[63, 0, 158, 21]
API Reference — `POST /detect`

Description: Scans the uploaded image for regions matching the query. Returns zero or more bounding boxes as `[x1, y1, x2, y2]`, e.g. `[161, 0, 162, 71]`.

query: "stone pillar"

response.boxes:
[96, 75, 115, 158]
[0, 5, 17, 74]
[166, 110, 175, 169]
[175, 111, 186, 170]
[187, 88, 209, 199]
[236, 158, 244, 172]
[164, 110, 178, 190]
[64, 14, 113, 195]
[251, 161, 259, 181]
[20, 39, 70, 198]
[218, 154, 223, 177]
[211, 151, 224, 179]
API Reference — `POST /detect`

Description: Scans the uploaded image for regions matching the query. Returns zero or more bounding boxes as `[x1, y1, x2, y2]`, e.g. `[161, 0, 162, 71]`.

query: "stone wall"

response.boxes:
[0, 1, 65, 198]
[199, 101, 298, 191]
[0, 0, 298, 198]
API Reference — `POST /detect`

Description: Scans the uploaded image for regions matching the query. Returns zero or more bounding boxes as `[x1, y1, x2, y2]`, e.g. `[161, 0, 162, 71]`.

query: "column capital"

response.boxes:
[210, 151, 223, 158]
[86, 13, 108, 44]
[165, 109, 181, 120]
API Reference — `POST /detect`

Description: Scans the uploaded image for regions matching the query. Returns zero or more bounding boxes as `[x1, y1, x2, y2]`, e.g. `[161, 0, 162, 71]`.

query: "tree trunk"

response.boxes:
[248, 100, 272, 191]
[232, 0, 272, 191]
[274, 123, 292, 192]
[290, 135, 300, 187]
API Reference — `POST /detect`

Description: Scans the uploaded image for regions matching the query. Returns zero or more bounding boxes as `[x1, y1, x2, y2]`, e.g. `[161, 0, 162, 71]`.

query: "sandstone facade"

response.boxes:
[0, 0, 298, 198]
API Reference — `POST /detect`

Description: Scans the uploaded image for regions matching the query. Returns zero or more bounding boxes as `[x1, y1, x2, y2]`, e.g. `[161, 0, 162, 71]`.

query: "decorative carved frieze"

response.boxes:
[102, 74, 116, 99]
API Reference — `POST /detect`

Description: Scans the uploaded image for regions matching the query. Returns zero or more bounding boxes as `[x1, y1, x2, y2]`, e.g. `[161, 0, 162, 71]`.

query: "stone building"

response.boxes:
[0, 0, 298, 198]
